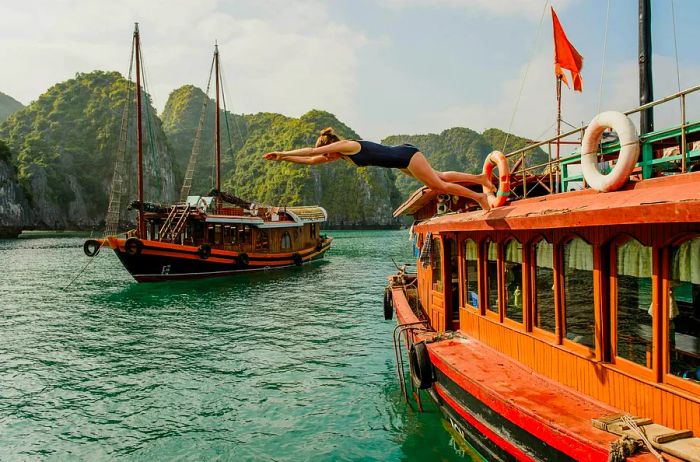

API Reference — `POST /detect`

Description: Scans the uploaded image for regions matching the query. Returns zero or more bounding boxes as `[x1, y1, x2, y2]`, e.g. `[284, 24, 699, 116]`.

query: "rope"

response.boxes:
[620, 415, 665, 461]
[670, 0, 682, 93]
[597, 0, 611, 114]
[501, 0, 549, 154]
[219, 64, 241, 158]
[63, 246, 101, 290]
[137, 44, 162, 196]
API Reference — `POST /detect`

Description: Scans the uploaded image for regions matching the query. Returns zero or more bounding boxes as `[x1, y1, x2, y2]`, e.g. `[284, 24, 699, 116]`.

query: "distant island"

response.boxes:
[0, 71, 546, 237]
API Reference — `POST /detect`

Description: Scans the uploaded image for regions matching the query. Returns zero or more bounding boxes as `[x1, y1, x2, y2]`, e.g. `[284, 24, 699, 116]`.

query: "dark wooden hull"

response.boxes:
[106, 236, 331, 282]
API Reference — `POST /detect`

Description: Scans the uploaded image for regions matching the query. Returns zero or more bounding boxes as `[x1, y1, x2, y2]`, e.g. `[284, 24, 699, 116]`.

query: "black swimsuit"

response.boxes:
[346, 140, 419, 169]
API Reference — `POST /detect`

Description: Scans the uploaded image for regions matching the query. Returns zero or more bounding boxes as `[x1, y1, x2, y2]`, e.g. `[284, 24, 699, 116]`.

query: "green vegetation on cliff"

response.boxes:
[0, 71, 176, 228]
[0, 91, 23, 122]
[162, 86, 402, 227]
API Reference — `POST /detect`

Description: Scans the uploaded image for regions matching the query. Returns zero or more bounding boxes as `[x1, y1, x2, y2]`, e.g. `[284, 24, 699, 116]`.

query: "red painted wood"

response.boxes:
[434, 383, 536, 462]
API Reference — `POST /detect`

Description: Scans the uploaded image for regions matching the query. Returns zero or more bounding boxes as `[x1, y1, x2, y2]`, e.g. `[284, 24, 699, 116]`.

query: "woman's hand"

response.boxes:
[263, 152, 283, 161]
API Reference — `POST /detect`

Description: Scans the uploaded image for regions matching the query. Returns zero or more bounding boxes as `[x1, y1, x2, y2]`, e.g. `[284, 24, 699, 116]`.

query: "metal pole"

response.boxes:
[215, 43, 221, 198]
[555, 77, 562, 193]
[134, 23, 145, 239]
[681, 94, 687, 172]
[639, 0, 654, 134]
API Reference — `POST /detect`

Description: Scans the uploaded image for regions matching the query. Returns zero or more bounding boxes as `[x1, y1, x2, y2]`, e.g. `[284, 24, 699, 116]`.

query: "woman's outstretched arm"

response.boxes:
[264, 140, 358, 159]
[275, 154, 339, 165]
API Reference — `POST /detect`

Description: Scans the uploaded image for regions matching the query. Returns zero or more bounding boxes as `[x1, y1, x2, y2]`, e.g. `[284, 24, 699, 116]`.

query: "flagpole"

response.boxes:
[555, 76, 562, 193]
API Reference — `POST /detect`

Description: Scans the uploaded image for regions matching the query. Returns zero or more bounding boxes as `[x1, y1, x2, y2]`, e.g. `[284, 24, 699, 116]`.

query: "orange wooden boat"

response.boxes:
[386, 6, 700, 460]
[82, 26, 332, 281]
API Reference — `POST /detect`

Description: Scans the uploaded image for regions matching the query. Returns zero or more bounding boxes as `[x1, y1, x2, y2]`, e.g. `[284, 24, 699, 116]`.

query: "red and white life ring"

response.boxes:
[482, 151, 511, 208]
[581, 111, 639, 192]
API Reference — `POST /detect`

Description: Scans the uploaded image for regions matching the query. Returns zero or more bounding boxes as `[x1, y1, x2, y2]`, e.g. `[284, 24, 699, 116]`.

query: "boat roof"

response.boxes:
[411, 171, 700, 233]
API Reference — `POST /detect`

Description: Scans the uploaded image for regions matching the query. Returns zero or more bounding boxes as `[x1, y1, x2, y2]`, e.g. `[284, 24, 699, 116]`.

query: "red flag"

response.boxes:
[552, 7, 583, 92]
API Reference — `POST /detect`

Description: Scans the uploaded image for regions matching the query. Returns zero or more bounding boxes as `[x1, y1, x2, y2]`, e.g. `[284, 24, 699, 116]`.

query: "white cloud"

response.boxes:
[0, 0, 367, 122]
[403, 51, 700, 152]
[380, 0, 575, 19]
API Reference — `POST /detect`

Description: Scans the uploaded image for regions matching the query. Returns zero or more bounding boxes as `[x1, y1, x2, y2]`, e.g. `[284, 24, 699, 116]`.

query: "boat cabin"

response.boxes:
[141, 195, 327, 254]
[400, 116, 700, 435]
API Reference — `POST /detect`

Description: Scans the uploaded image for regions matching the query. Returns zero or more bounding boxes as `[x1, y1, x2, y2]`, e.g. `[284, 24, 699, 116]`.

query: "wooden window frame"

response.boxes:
[503, 236, 525, 330]
[608, 234, 657, 382]
[461, 237, 480, 311]
[482, 237, 501, 322]
[559, 234, 598, 359]
[662, 234, 700, 395]
[530, 236, 558, 344]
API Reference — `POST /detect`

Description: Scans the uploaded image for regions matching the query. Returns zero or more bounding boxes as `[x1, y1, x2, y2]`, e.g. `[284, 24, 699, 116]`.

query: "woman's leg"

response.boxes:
[437, 171, 495, 192]
[406, 152, 490, 210]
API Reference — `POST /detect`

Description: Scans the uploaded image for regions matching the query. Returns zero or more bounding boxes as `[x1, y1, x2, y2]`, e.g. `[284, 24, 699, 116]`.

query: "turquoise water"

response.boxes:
[0, 230, 482, 461]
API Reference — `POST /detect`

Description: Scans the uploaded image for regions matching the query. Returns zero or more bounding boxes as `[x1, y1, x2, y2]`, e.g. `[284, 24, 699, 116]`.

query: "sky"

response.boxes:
[1, 0, 699, 141]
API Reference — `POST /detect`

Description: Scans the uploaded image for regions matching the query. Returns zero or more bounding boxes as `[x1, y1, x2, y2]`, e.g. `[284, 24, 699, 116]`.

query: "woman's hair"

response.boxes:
[315, 127, 341, 147]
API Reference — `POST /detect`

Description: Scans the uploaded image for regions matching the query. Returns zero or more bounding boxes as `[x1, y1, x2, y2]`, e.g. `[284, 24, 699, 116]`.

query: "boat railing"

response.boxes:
[505, 83, 700, 198]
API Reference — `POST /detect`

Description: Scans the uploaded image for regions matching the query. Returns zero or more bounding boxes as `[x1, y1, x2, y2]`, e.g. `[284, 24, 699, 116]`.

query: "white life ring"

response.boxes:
[581, 111, 639, 192]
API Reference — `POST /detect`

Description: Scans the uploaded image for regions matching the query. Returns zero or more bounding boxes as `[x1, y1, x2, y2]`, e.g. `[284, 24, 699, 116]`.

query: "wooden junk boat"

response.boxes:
[83, 25, 332, 282]
[386, 5, 700, 462]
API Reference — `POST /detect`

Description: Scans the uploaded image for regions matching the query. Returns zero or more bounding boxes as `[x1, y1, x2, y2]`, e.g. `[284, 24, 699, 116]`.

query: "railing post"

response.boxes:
[681, 94, 687, 173]
[521, 153, 526, 198]
[641, 140, 654, 179]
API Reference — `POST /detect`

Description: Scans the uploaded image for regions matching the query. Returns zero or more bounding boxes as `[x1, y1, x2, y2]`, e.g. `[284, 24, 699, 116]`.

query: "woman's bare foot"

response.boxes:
[487, 194, 499, 209]
[477, 193, 491, 211]
[481, 173, 496, 194]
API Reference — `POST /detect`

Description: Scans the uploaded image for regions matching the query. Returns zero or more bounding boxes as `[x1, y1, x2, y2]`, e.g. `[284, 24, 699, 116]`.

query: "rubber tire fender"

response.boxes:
[292, 252, 303, 266]
[83, 239, 101, 257]
[237, 252, 249, 268]
[409, 341, 433, 390]
[124, 237, 143, 257]
[197, 244, 211, 260]
[383, 287, 394, 320]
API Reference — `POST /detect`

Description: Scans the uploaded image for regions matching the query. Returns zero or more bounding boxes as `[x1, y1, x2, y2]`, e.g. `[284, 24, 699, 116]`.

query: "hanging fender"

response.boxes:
[83, 239, 102, 257]
[581, 111, 639, 192]
[409, 341, 433, 389]
[124, 237, 143, 256]
[292, 252, 303, 266]
[237, 252, 249, 267]
[197, 244, 211, 260]
[482, 151, 510, 208]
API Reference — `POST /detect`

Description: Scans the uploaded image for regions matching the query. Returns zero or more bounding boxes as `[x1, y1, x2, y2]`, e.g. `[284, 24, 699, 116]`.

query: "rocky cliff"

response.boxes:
[0, 71, 177, 230]
[0, 91, 23, 123]
[0, 140, 31, 237]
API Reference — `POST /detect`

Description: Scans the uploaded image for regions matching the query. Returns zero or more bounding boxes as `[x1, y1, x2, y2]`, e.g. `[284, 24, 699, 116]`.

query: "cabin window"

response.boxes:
[615, 239, 653, 368]
[431, 238, 443, 292]
[256, 230, 269, 250]
[214, 225, 222, 245]
[485, 240, 498, 313]
[228, 225, 236, 244]
[563, 237, 595, 348]
[504, 240, 523, 322]
[464, 239, 478, 308]
[238, 225, 251, 245]
[281, 232, 292, 250]
[533, 240, 555, 332]
[668, 237, 700, 384]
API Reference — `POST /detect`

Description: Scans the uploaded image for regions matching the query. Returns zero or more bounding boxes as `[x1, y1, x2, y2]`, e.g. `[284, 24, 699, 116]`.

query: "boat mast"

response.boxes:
[639, 0, 654, 134]
[134, 23, 146, 238]
[215, 42, 221, 201]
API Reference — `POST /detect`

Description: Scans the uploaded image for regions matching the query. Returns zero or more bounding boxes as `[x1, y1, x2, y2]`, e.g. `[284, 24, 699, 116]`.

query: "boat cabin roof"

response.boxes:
[187, 196, 328, 228]
[412, 171, 700, 233]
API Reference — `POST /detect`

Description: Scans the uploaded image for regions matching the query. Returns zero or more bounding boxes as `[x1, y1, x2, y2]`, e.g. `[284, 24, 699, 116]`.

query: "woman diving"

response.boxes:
[263, 128, 496, 210]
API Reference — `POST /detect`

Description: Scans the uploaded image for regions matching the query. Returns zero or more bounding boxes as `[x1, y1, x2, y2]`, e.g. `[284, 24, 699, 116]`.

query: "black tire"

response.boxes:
[237, 252, 249, 268]
[197, 244, 212, 260]
[83, 239, 101, 257]
[409, 341, 433, 389]
[383, 287, 393, 320]
[292, 252, 303, 266]
[125, 237, 143, 257]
